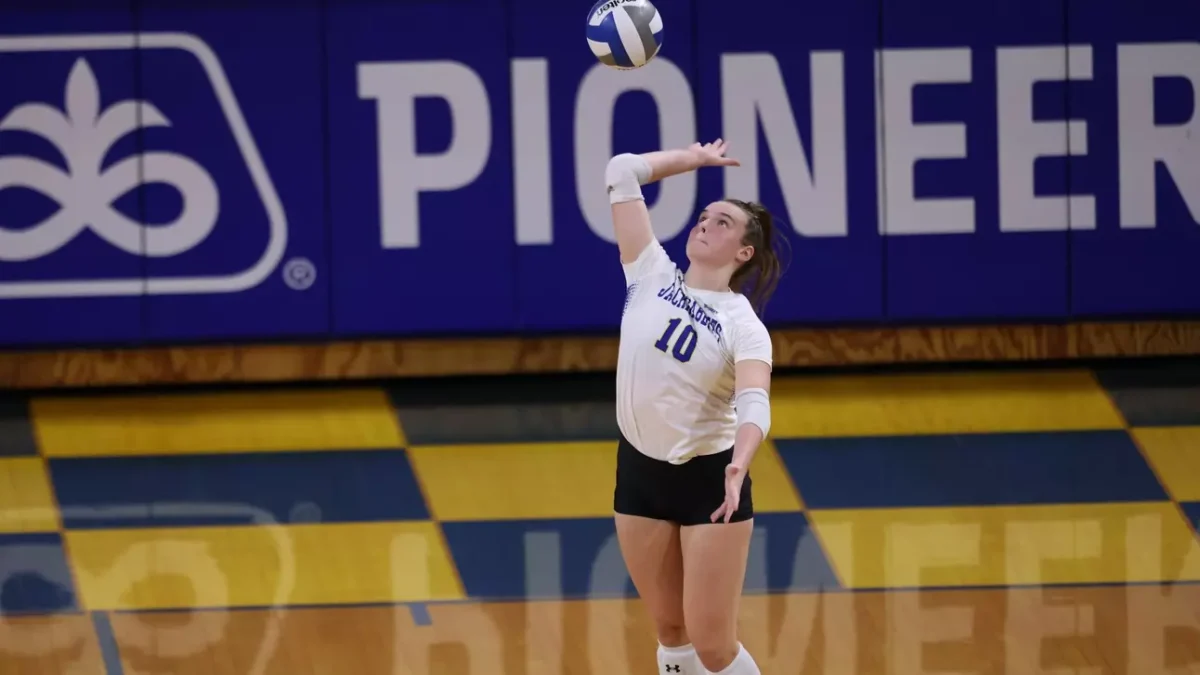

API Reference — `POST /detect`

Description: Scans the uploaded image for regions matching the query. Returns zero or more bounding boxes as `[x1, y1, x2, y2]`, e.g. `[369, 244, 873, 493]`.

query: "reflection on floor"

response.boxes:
[1, 362, 1199, 674]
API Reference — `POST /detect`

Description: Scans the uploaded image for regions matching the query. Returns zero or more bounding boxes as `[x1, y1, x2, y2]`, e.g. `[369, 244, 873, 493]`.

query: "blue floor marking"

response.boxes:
[409, 603, 432, 626]
[91, 611, 125, 675]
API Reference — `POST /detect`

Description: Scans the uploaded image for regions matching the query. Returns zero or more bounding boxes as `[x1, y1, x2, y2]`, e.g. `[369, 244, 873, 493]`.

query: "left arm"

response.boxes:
[710, 357, 773, 523]
[731, 359, 772, 471]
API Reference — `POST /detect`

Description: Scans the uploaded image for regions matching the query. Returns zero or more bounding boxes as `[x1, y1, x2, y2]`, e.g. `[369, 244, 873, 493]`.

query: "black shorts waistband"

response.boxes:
[617, 434, 734, 469]
[614, 433, 752, 525]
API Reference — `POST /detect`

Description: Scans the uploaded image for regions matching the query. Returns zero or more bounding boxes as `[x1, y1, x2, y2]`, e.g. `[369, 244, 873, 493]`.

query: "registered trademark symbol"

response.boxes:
[282, 257, 316, 290]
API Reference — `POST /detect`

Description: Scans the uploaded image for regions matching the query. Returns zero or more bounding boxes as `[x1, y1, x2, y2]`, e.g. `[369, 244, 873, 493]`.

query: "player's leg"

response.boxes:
[614, 437, 698, 674]
[680, 519, 758, 674]
[679, 521, 757, 673]
[615, 513, 697, 673]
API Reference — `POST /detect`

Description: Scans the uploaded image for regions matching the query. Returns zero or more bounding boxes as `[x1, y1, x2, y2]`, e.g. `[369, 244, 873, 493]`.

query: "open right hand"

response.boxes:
[689, 139, 741, 168]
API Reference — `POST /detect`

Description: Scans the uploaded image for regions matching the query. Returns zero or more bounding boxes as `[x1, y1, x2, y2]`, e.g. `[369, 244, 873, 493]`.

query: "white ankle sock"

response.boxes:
[657, 642, 699, 675]
[705, 643, 760, 675]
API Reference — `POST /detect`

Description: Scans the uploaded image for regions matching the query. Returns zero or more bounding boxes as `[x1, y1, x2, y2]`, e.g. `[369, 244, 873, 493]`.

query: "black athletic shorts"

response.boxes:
[613, 434, 753, 526]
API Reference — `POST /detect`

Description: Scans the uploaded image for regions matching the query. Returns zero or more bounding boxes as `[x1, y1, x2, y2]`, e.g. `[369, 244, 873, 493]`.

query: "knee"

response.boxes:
[686, 609, 738, 670]
[692, 638, 738, 673]
[653, 620, 689, 647]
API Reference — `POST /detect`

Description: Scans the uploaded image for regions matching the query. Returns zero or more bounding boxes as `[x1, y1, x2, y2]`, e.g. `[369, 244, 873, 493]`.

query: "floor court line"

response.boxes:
[409, 603, 433, 626]
[90, 612, 125, 675]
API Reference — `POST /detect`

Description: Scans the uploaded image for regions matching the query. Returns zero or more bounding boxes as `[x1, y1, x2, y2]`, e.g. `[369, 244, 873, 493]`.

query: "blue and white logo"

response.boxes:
[0, 33, 287, 299]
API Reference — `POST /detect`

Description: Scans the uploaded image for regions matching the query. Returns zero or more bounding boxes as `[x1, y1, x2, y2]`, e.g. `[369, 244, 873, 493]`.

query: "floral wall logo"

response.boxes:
[0, 58, 218, 262]
[0, 32, 288, 300]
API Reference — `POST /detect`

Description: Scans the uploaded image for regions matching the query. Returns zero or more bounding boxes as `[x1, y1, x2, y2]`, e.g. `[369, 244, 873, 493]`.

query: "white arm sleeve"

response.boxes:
[735, 387, 771, 438]
[605, 153, 652, 204]
[732, 312, 773, 437]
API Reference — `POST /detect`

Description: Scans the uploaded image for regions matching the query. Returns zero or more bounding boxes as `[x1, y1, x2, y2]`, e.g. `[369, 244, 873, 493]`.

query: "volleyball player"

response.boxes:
[606, 139, 785, 675]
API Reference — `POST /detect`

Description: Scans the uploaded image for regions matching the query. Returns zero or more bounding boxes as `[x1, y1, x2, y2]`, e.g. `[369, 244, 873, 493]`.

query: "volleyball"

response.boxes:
[586, 0, 663, 70]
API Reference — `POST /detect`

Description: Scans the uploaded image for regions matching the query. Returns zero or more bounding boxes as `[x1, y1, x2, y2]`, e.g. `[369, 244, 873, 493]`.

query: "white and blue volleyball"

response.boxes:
[587, 0, 663, 69]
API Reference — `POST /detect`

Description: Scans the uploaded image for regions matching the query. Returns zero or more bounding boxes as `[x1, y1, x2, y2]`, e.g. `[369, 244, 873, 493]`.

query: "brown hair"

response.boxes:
[724, 199, 789, 316]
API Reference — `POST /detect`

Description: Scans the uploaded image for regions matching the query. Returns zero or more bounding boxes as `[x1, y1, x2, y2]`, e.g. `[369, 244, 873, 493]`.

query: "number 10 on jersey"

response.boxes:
[655, 318, 698, 363]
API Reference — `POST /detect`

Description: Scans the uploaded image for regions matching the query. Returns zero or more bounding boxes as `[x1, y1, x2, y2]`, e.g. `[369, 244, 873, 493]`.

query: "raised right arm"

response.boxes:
[605, 147, 708, 265]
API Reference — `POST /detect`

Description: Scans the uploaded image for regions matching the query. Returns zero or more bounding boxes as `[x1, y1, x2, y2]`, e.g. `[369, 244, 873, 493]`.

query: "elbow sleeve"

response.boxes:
[605, 153, 652, 204]
[735, 387, 771, 439]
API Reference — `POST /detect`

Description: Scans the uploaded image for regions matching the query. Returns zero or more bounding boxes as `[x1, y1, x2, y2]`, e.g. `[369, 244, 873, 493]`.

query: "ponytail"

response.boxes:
[725, 199, 789, 316]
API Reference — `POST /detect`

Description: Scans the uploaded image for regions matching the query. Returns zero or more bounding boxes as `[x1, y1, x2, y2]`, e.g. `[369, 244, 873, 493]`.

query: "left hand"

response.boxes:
[710, 463, 746, 524]
[688, 139, 741, 168]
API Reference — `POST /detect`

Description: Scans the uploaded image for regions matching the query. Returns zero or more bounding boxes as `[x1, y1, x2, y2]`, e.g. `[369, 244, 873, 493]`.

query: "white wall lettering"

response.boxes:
[359, 40, 1198, 249]
[996, 45, 1095, 231]
[878, 48, 975, 235]
[574, 58, 697, 244]
[512, 58, 554, 245]
[359, 60, 491, 249]
[1118, 42, 1200, 229]
[721, 52, 848, 237]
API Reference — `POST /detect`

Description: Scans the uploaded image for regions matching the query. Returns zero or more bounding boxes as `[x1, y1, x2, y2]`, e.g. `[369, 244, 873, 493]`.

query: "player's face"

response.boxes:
[686, 201, 754, 269]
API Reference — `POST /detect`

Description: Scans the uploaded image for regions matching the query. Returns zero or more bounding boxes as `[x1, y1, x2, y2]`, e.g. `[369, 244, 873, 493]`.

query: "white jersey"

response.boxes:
[616, 240, 773, 464]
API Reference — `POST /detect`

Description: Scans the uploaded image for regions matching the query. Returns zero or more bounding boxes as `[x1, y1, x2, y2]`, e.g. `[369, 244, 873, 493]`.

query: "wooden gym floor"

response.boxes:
[1, 362, 1199, 674]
